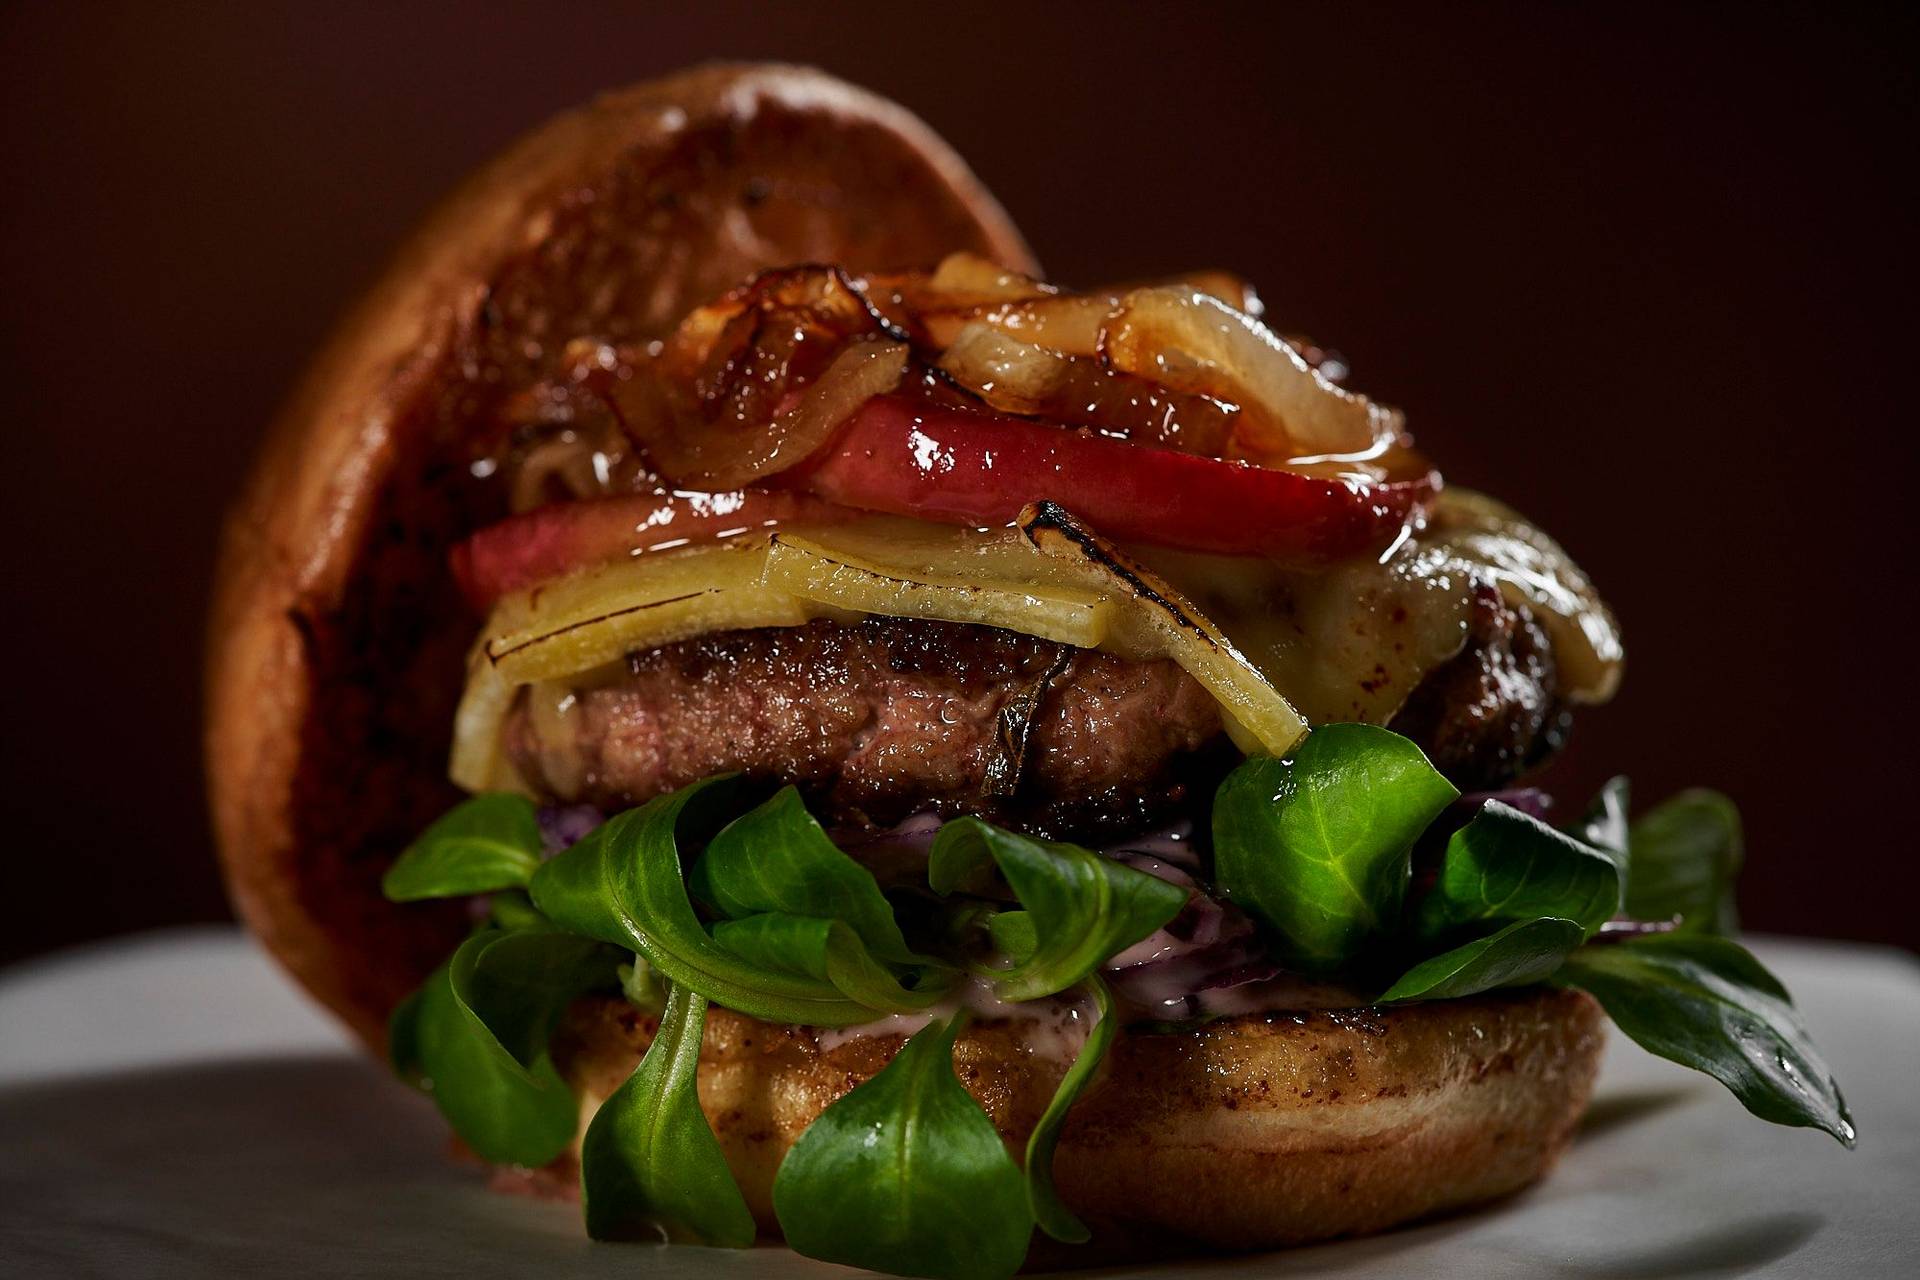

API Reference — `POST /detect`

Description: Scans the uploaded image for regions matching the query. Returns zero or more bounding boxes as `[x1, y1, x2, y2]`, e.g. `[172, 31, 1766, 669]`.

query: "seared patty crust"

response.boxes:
[506, 615, 1229, 836]
[505, 586, 1564, 832]
[1386, 582, 1565, 789]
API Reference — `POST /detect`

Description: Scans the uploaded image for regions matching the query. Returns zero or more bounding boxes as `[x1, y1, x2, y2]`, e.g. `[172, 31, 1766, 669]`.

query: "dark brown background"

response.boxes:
[3, 3, 1913, 967]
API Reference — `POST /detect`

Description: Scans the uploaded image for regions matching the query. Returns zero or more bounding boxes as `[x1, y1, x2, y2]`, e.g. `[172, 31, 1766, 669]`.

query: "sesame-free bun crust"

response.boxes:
[547, 987, 1605, 1258]
[205, 64, 1035, 1047]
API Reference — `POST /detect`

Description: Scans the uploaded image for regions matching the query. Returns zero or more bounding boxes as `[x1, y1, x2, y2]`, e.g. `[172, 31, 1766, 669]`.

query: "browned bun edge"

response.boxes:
[205, 63, 1037, 1048]
[539, 986, 1604, 1259]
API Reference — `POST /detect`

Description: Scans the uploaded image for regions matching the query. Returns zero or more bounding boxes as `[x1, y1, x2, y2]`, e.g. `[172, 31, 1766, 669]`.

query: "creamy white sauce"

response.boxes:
[1120, 973, 1369, 1022]
[812, 970, 1375, 1045]
[812, 977, 1094, 1060]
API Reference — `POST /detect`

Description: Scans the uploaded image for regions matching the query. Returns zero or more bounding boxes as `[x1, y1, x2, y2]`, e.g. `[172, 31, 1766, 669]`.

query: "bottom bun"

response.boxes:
[536, 986, 1604, 1259]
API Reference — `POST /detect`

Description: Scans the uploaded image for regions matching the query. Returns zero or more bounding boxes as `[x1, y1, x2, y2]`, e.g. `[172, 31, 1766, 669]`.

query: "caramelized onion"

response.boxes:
[936, 323, 1239, 455]
[921, 251, 1056, 306]
[574, 260, 1411, 503]
[1103, 286, 1402, 461]
[450, 651, 524, 793]
[1159, 269, 1262, 317]
[765, 337, 909, 469]
[918, 271, 1254, 356]
[607, 266, 902, 488]
[510, 434, 614, 513]
[935, 324, 1076, 413]
[524, 681, 588, 799]
[922, 294, 1110, 355]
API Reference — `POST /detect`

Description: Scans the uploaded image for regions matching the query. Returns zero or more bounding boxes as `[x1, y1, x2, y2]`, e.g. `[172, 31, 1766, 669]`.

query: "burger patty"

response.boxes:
[504, 594, 1562, 834]
[505, 616, 1230, 836]
[1386, 582, 1565, 790]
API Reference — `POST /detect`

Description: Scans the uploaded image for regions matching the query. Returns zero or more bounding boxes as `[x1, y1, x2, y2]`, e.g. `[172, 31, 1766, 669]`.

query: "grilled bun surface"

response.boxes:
[205, 64, 1034, 1047]
[545, 988, 1604, 1256]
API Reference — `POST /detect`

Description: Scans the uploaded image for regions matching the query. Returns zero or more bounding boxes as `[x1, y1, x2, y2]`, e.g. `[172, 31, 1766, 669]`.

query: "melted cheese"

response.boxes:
[450, 493, 1621, 789]
[1138, 488, 1621, 725]
[1137, 540, 1476, 727]
[1421, 490, 1623, 704]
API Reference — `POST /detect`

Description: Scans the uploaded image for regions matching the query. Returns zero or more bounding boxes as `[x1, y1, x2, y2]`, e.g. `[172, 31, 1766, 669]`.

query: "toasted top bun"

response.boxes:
[205, 64, 1035, 1047]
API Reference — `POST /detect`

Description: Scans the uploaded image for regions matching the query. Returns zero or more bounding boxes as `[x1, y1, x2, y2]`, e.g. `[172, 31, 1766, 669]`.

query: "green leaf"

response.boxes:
[485, 889, 551, 933]
[691, 786, 921, 963]
[1025, 978, 1114, 1243]
[929, 818, 1184, 1001]
[387, 985, 426, 1085]
[987, 910, 1038, 965]
[460, 929, 625, 1070]
[1414, 801, 1623, 942]
[710, 913, 950, 1013]
[1625, 789, 1744, 935]
[1572, 776, 1631, 859]
[1380, 917, 1585, 1001]
[402, 930, 582, 1166]
[1556, 935, 1853, 1145]
[773, 1013, 1032, 1280]
[618, 959, 665, 1015]
[1212, 724, 1458, 971]
[529, 777, 882, 1026]
[382, 793, 544, 901]
[581, 983, 756, 1246]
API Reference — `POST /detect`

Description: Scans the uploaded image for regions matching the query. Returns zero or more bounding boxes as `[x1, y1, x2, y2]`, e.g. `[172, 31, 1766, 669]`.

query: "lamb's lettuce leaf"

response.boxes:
[580, 982, 755, 1245]
[1413, 800, 1622, 942]
[692, 785, 922, 963]
[1212, 725, 1457, 972]
[382, 793, 543, 900]
[1623, 789, 1743, 935]
[929, 818, 1183, 1001]
[530, 777, 882, 1026]
[709, 912, 949, 1013]
[379, 724, 1850, 1280]
[1571, 775, 1631, 858]
[1024, 978, 1115, 1243]
[1381, 916, 1585, 1002]
[389, 927, 614, 1166]
[773, 1013, 1031, 1280]
[1556, 935, 1852, 1145]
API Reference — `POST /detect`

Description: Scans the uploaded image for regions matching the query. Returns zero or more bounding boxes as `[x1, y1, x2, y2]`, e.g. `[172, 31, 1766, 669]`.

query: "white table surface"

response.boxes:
[1, 927, 1914, 1278]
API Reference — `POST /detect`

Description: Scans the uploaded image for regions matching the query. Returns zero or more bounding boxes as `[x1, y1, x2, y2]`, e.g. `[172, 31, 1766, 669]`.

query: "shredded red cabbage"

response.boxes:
[830, 810, 943, 861]
[538, 804, 606, 857]
[1101, 834, 1282, 1014]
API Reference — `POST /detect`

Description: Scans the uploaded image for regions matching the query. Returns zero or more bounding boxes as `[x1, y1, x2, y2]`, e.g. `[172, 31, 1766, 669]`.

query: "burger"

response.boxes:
[206, 64, 1851, 1277]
